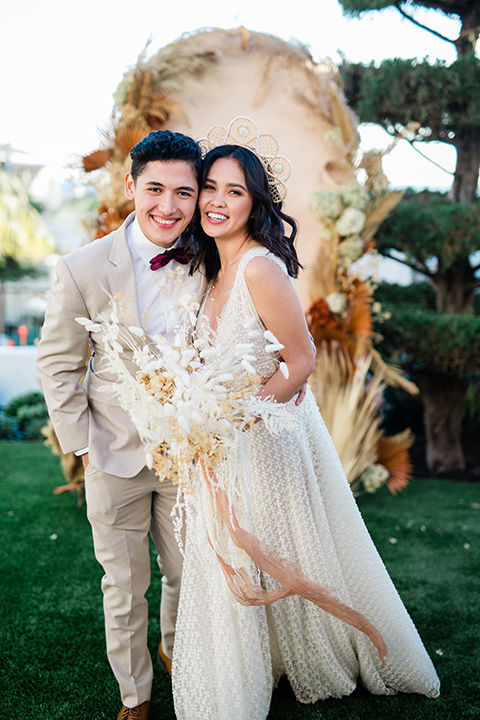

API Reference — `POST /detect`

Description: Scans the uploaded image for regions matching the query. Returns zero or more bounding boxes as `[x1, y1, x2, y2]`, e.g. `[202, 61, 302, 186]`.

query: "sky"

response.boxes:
[1, 0, 462, 191]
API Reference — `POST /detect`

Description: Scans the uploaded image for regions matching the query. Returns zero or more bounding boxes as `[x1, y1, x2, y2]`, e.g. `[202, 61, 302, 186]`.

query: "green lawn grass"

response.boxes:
[0, 440, 478, 720]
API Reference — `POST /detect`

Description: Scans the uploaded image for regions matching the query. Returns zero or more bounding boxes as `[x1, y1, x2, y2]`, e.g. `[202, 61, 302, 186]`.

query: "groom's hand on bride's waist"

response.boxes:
[260, 378, 307, 406]
[295, 382, 307, 406]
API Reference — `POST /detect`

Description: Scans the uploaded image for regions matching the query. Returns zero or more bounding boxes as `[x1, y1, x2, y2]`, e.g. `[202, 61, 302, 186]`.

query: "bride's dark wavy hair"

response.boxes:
[190, 145, 302, 281]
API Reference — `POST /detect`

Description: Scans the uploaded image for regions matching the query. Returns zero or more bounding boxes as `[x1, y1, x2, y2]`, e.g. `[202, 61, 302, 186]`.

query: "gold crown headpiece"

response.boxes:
[198, 116, 292, 203]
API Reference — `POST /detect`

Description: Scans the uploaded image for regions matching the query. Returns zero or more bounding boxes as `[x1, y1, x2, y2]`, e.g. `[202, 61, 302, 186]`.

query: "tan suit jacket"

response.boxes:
[37, 212, 161, 477]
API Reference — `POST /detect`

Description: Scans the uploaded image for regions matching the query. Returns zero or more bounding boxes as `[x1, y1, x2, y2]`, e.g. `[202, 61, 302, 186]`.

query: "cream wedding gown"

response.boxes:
[172, 248, 440, 720]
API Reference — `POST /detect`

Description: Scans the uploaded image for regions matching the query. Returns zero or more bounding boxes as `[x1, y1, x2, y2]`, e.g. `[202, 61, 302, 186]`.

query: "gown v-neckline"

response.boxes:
[201, 280, 232, 337]
[200, 247, 268, 339]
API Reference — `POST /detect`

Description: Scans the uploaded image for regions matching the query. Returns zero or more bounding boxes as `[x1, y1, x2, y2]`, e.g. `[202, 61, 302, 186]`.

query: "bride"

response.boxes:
[171, 130, 440, 719]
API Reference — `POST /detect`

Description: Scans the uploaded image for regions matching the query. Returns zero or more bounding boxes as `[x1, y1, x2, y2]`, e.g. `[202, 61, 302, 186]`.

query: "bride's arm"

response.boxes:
[245, 256, 315, 404]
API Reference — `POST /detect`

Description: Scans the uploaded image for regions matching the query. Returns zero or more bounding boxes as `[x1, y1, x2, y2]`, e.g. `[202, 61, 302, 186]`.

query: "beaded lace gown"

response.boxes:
[172, 248, 440, 720]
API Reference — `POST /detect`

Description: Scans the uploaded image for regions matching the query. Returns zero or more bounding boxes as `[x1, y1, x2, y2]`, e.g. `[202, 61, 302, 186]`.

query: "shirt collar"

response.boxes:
[128, 215, 182, 268]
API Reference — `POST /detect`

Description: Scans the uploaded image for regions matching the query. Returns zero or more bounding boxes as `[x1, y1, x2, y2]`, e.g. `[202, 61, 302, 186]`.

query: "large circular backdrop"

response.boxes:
[84, 27, 359, 308]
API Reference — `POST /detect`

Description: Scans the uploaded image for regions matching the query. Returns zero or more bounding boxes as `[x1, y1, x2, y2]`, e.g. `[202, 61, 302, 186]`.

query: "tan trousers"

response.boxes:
[85, 462, 182, 707]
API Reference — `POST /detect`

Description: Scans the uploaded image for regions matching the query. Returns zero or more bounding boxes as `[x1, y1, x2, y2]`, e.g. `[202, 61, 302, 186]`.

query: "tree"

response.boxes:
[0, 170, 53, 336]
[338, 0, 480, 473]
[373, 192, 480, 472]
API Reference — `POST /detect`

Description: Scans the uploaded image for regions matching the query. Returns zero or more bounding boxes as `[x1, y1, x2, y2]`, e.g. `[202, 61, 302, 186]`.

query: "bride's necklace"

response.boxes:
[207, 283, 232, 303]
[203, 274, 234, 333]
[206, 243, 257, 320]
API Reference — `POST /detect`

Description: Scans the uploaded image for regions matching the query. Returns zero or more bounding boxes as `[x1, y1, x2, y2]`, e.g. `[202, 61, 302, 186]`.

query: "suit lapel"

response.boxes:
[107, 213, 143, 328]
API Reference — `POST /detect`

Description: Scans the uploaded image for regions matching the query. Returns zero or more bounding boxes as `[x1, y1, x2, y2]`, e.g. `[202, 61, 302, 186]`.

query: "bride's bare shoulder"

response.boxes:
[244, 253, 287, 283]
[244, 254, 292, 306]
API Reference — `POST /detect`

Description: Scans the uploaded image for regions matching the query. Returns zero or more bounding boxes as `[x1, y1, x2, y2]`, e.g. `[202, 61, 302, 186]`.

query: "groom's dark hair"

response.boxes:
[130, 130, 202, 184]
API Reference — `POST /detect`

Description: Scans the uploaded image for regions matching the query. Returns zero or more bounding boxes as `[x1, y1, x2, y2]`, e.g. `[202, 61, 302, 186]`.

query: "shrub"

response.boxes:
[0, 412, 15, 439]
[2, 391, 49, 440]
[4, 391, 45, 418]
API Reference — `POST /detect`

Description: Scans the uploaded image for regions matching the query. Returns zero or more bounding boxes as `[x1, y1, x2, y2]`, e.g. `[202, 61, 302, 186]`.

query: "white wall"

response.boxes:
[0, 346, 42, 406]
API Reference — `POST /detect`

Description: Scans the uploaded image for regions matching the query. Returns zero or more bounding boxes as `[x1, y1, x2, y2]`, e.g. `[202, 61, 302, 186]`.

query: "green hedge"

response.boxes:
[2, 391, 49, 440]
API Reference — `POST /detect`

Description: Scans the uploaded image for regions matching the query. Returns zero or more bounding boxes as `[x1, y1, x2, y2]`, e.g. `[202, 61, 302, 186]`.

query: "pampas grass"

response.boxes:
[311, 342, 385, 486]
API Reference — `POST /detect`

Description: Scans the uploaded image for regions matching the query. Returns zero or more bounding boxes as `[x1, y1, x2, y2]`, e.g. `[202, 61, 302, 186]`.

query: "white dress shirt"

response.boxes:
[127, 216, 204, 341]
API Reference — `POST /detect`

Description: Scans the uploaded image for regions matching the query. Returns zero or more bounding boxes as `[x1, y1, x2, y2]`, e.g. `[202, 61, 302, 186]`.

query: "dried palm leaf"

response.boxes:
[327, 82, 356, 148]
[390, 427, 415, 449]
[311, 327, 356, 356]
[377, 435, 413, 494]
[145, 105, 174, 129]
[369, 346, 419, 395]
[311, 343, 385, 484]
[306, 236, 339, 301]
[98, 155, 133, 211]
[127, 71, 179, 126]
[117, 104, 150, 132]
[362, 190, 404, 245]
[97, 123, 115, 149]
[348, 299, 372, 342]
[134, 42, 218, 99]
[138, 71, 158, 112]
[82, 148, 113, 173]
[41, 421, 85, 504]
[241, 27, 312, 63]
[236, 25, 251, 51]
[349, 277, 374, 303]
[115, 125, 150, 155]
[96, 203, 129, 238]
[126, 69, 151, 109]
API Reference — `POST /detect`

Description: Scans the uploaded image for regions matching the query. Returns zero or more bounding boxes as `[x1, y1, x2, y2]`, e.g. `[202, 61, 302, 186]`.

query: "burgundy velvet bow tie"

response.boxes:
[149, 247, 194, 271]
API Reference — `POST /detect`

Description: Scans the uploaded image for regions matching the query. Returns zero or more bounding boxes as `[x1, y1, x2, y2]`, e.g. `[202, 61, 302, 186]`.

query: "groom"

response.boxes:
[37, 130, 204, 720]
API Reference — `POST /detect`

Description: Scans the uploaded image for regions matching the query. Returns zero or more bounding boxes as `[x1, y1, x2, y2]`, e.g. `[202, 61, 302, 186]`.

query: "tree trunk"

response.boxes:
[435, 258, 476, 313]
[417, 371, 466, 475]
[454, 6, 480, 57]
[449, 129, 480, 205]
[433, 16, 480, 474]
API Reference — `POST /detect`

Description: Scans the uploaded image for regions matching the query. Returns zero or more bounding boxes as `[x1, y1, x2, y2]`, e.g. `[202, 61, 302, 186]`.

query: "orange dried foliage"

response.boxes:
[307, 291, 374, 350]
[127, 69, 152, 108]
[312, 327, 351, 351]
[144, 94, 177, 128]
[307, 298, 344, 333]
[349, 277, 373, 304]
[377, 435, 413, 495]
[307, 298, 354, 350]
[126, 70, 177, 128]
[348, 299, 372, 341]
[115, 125, 150, 155]
[82, 148, 113, 173]
[95, 204, 131, 238]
